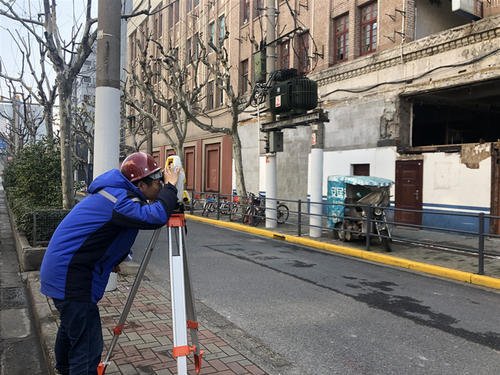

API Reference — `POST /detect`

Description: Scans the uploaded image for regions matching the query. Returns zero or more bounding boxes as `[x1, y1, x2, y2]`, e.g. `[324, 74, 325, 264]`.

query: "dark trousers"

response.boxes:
[53, 299, 103, 375]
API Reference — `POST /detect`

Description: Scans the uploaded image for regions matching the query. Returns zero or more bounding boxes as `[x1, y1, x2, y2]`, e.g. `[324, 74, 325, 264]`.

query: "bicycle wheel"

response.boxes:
[277, 203, 289, 224]
[252, 208, 263, 226]
[242, 205, 253, 225]
[202, 201, 215, 216]
[220, 201, 230, 215]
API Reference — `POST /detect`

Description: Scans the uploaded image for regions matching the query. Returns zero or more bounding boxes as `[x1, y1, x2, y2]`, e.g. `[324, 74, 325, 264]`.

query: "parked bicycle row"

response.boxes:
[185, 191, 290, 226]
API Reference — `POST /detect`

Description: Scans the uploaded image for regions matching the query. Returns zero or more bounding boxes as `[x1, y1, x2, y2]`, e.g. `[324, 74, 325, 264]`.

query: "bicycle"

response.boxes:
[242, 193, 289, 226]
[201, 195, 217, 216]
[276, 201, 289, 224]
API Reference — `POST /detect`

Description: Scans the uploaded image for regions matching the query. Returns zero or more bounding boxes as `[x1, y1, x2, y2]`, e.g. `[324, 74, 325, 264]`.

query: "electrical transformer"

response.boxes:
[269, 69, 318, 117]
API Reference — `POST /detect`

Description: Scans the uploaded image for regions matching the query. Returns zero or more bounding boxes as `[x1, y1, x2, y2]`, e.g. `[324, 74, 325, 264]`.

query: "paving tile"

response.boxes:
[98, 276, 267, 375]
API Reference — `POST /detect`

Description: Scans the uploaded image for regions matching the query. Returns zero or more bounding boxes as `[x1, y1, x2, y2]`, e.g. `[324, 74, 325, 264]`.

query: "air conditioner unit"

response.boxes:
[452, 0, 483, 20]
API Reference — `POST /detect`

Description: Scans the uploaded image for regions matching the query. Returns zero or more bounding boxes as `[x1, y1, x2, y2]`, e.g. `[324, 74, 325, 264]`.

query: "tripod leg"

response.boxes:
[169, 226, 189, 375]
[183, 235, 204, 374]
[98, 228, 162, 375]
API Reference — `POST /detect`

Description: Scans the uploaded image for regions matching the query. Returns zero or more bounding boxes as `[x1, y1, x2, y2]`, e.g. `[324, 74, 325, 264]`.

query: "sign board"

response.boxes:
[452, 0, 483, 20]
[275, 95, 281, 108]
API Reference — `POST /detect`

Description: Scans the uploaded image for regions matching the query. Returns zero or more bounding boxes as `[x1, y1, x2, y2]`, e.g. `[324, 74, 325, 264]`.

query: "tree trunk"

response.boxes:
[232, 115, 246, 197]
[58, 82, 74, 209]
[44, 104, 54, 141]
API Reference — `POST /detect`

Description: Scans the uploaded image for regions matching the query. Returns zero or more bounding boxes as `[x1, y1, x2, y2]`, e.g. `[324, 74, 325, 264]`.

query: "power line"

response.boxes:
[321, 47, 500, 98]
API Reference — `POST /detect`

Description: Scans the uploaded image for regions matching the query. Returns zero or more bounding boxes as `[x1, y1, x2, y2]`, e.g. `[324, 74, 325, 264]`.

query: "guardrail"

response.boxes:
[186, 191, 500, 276]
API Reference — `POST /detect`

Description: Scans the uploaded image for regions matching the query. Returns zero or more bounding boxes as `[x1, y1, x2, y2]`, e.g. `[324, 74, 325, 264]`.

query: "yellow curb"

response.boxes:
[185, 214, 500, 290]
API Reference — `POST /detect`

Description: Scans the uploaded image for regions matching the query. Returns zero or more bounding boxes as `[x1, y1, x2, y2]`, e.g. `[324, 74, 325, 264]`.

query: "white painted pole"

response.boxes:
[94, 87, 121, 177]
[265, 0, 277, 229]
[309, 148, 324, 237]
[309, 123, 324, 237]
[94, 0, 121, 178]
[265, 154, 277, 227]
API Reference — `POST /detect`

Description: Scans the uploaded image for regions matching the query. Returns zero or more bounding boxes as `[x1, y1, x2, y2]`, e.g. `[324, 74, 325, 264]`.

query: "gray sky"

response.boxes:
[0, 0, 97, 99]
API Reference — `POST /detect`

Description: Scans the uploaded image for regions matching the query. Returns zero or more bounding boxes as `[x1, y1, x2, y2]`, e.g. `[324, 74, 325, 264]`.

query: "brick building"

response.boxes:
[126, 1, 500, 232]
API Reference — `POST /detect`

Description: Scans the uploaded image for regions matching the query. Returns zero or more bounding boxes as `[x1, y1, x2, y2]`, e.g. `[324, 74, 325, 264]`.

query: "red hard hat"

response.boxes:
[120, 152, 161, 182]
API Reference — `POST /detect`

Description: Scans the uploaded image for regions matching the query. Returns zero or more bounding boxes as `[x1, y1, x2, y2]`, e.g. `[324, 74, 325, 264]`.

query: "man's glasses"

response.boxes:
[147, 170, 163, 181]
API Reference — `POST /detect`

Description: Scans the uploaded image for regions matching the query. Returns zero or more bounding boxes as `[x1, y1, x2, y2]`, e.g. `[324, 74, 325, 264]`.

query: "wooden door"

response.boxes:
[491, 143, 500, 234]
[395, 160, 423, 225]
[205, 143, 220, 192]
[184, 147, 195, 191]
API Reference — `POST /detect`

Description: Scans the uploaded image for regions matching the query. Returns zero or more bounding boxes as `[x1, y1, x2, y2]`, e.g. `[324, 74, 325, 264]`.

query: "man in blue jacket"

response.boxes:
[40, 152, 179, 375]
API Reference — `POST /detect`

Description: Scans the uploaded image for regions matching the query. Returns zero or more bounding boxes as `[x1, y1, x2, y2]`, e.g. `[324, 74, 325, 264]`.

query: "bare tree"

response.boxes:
[125, 30, 213, 162]
[0, 30, 57, 142]
[72, 101, 94, 184]
[0, 80, 44, 154]
[0, 0, 97, 208]
[121, 81, 150, 153]
[177, 36, 261, 197]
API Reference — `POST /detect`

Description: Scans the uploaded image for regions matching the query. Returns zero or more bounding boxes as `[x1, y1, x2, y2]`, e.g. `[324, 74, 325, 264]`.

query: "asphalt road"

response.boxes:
[132, 221, 500, 375]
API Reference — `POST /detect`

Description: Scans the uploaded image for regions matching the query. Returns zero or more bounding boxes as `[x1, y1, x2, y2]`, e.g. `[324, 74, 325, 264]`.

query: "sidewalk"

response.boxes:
[0, 189, 48, 374]
[26, 267, 297, 375]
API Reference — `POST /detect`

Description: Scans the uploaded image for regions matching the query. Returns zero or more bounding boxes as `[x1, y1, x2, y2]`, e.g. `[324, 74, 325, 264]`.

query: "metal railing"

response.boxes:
[186, 191, 500, 276]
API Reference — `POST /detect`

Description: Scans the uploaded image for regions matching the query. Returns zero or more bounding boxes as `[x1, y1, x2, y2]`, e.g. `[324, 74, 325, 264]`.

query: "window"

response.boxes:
[168, 2, 173, 27]
[360, 2, 377, 55]
[186, 38, 192, 62]
[352, 164, 370, 176]
[158, 10, 163, 37]
[130, 32, 137, 60]
[153, 104, 162, 125]
[278, 40, 290, 69]
[209, 21, 215, 46]
[218, 15, 226, 46]
[297, 32, 310, 74]
[333, 14, 349, 63]
[207, 81, 214, 110]
[254, 0, 264, 18]
[242, 0, 250, 23]
[173, 0, 179, 24]
[193, 33, 199, 60]
[216, 78, 224, 107]
[239, 59, 249, 94]
[165, 99, 172, 122]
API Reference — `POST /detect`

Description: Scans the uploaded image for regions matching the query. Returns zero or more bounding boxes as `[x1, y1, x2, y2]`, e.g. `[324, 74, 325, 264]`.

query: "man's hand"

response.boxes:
[164, 163, 180, 187]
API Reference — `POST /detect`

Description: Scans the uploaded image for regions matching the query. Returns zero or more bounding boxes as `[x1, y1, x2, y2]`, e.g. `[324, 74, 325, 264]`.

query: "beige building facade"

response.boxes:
[127, 1, 500, 232]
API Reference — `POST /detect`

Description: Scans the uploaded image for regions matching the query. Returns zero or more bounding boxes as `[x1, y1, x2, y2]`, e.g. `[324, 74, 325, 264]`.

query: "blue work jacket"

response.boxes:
[40, 169, 177, 303]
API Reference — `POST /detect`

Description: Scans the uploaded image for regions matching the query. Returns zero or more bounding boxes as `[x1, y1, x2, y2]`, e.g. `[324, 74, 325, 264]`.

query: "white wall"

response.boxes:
[320, 147, 398, 196]
[422, 151, 491, 210]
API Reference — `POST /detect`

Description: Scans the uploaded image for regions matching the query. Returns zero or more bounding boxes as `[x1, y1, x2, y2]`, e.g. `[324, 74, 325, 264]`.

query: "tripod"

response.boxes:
[97, 213, 203, 375]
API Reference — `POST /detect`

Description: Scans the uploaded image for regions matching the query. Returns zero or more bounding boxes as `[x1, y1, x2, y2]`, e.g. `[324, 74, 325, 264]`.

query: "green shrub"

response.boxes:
[3, 141, 62, 208]
[4, 141, 65, 245]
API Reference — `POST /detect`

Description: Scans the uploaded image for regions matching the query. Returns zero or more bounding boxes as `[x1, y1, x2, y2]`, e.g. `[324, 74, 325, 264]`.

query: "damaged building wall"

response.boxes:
[323, 98, 391, 151]
[414, 0, 466, 40]
[423, 146, 491, 208]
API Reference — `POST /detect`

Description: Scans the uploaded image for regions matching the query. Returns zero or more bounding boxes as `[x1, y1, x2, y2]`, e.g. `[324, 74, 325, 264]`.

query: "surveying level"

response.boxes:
[97, 157, 203, 375]
[166, 155, 185, 201]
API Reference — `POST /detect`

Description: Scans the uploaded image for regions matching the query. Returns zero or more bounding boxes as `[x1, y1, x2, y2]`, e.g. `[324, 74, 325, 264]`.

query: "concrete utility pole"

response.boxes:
[265, 0, 277, 229]
[94, 0, 122, 178]
[309, 123, 324, 237]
